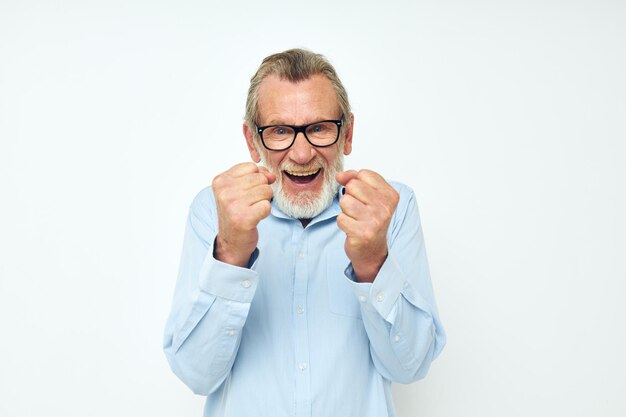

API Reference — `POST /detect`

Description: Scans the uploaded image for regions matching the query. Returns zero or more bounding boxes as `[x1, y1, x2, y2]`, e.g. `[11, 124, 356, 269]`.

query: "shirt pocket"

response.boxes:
[326, 252, 362, 319]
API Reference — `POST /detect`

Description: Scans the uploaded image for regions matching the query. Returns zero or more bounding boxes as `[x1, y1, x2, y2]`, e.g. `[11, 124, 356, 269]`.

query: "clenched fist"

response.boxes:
[336, 169, 400, 282]
[212, 162, 276, 267]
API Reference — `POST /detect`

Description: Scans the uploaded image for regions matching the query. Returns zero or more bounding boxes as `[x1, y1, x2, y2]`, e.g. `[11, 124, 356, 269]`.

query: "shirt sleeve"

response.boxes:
[163, 188, 259, 395]
[347, 184, 446, 383]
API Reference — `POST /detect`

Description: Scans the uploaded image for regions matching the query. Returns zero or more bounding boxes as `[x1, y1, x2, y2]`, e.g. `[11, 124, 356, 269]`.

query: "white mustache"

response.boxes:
[280, 159, 326, 174]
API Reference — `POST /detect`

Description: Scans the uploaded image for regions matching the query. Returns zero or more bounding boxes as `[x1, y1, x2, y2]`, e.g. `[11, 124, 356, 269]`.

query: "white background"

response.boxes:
[1, 0, 624, 416]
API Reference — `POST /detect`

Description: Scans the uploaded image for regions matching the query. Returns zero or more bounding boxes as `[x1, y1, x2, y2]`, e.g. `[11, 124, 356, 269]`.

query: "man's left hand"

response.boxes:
[336, 170, 399, 283]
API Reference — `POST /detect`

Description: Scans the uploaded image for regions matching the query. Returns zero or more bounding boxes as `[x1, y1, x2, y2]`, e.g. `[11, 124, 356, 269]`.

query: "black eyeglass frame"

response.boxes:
[255, 117, 344, 151]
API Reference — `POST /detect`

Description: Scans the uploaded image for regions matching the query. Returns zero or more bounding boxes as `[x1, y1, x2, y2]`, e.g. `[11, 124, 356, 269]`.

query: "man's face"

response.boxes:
[244, 74, 353, 219]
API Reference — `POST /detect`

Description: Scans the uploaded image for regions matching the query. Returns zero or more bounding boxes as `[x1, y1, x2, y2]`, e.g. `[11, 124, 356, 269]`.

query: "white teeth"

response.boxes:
[285, 168, 320, 177]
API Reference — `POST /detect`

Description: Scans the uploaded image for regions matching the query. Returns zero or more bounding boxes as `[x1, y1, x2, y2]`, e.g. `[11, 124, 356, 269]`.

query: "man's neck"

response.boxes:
[299, 218, 312, 228]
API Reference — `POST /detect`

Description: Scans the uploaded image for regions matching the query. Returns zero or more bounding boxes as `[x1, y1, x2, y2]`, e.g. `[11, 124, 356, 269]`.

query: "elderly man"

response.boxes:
[164, 48, 446, 417]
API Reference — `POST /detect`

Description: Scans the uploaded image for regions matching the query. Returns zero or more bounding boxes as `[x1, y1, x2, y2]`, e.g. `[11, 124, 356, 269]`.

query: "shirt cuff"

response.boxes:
[346, 253, 405, 321]
[198, 246, 259, 303]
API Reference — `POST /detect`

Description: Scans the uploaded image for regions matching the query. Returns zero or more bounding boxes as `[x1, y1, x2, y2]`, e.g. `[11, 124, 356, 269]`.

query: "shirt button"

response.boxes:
[241, 280, 252, 288]
[227, 329, 236, 337]
[357, 295, 367, 303]
[298, 252, 305, 259]
[376, 292, 385, 302]
[296, 306, 305, 314]
[299, 362, 308, 371]
[394, 334, 401, 342]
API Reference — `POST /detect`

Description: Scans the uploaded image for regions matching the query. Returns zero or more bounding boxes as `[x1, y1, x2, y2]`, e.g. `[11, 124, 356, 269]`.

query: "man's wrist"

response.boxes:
[214, 235, 254, 268]
[352, 253, 387, 283]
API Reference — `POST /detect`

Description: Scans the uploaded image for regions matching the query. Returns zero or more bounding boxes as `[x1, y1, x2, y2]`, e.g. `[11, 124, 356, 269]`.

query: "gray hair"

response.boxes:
[244, 48, 351, 132]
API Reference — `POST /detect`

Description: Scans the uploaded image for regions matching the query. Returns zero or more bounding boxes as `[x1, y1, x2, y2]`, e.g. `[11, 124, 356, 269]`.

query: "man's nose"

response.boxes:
[289, 132, 315, 164]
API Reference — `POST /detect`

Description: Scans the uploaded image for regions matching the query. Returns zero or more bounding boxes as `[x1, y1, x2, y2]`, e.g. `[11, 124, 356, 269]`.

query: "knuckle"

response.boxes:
[260, 200, 271, 216]
[213, 188, 227, 203]
[390, 188, 400, 205]
[371, 216, 383, 230]
[344, 181, 357, 195]
[381, 201, 395, 218]
[357, 169, 374, 179]
[340, 195, 356, 211]
[258, 172, 268, 183]
[245, 162, 259, 172]
[339, 196, 348, 210]
[212, 174, 223, 188]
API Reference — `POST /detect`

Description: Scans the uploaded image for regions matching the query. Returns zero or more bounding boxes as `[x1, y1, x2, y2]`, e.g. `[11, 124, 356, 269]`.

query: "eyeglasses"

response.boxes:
[256, 117, 343, 151]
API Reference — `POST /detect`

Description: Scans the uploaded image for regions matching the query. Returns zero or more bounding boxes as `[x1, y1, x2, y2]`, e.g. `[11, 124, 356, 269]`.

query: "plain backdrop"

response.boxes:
[1, 0, 625, 416]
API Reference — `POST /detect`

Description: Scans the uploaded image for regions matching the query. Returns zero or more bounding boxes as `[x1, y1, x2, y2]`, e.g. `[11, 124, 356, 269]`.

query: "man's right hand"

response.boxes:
[212, 162, 276, 267]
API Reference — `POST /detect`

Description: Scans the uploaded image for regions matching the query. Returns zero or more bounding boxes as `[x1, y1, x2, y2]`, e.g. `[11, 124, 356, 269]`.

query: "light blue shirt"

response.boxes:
[163, 181, 446, 417]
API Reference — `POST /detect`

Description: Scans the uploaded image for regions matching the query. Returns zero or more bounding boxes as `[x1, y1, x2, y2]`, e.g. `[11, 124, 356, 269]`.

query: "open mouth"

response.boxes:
[284, 168, 321, 185]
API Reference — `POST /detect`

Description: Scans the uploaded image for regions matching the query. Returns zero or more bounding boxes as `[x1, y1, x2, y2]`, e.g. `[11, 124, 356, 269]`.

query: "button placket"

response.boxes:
[291, 225, 311, 415]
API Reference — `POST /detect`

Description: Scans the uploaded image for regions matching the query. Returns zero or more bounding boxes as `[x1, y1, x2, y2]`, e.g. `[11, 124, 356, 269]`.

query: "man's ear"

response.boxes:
[343, 113, 354, 156]
[243, 123, 261, 163]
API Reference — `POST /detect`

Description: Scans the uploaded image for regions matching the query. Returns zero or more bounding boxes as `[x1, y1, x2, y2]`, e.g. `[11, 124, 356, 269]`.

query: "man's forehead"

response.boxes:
[256, 74, 341, 124]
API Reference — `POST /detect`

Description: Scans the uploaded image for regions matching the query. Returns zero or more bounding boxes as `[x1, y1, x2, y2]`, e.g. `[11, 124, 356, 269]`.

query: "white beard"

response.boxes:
[257, 143, 343, 220]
